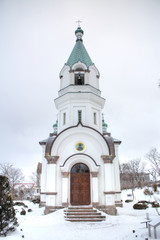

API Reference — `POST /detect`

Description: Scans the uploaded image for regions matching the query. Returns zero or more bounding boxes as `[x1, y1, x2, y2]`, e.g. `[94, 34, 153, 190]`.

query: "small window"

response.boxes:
[63, 113, 66, 125]
[94, 112, 97, 125]
[78, 110, 82, 122]
[75, 73, 84, 85]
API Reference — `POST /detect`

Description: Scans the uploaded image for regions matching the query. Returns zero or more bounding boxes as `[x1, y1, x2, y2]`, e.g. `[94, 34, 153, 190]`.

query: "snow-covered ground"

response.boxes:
[3, 188, 160, 240]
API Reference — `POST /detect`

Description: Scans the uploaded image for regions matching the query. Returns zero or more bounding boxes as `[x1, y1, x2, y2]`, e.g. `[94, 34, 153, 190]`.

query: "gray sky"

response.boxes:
[0, 0, 160, 180]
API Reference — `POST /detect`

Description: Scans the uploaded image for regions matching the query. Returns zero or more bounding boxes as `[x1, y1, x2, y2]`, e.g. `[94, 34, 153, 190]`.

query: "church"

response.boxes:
[39, 26, 122, 215]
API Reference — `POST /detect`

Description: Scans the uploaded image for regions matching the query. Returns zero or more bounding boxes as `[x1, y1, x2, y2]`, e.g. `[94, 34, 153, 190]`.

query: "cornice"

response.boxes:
[101, 155, 115, 163]
[45, 156, 59, 164]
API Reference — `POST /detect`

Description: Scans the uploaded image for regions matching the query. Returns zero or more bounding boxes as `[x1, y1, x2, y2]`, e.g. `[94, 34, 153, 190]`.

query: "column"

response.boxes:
[91, 172, 99, 207]
[114, 144, 122, 206]
[45, 156, 59, 207]
[40, 145, 47, 206]
[62, 172, 69, 207]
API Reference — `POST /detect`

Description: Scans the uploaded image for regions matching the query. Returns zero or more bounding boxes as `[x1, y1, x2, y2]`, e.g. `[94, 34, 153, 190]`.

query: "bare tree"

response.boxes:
[145, 148, 160, 182]
[30, 171, 40, 189]
[0, 162, 25, 196]
[145, 148, 160, 191]
[120, 158, 148, 192]
[30, 163, 42, 195]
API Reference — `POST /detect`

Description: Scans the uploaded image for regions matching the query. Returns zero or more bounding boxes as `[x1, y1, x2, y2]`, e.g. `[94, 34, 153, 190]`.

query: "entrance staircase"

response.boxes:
[64, 206, 106, 222]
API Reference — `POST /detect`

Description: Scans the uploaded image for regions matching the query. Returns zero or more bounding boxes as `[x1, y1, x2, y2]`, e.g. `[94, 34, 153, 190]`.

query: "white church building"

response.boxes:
[39, 26, 122, 215]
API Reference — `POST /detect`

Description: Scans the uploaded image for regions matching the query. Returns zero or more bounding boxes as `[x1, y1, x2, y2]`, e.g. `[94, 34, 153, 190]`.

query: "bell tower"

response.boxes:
[54, 27, 105, 133]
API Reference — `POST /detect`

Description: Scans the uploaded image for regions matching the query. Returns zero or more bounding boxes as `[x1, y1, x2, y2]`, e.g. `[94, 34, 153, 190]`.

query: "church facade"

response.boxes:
[39, 27, 122, 215]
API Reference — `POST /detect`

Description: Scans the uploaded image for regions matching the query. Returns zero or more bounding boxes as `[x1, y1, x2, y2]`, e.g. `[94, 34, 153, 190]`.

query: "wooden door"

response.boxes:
[70, 163, 90, 205]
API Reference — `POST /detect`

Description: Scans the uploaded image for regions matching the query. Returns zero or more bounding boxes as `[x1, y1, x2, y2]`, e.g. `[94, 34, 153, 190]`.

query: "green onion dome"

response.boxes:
[102, 119, 108, 128]
[53, 120, 58, 128]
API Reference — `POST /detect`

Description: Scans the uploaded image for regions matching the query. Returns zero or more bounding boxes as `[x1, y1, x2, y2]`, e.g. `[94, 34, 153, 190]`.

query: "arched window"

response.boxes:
[71, 163, 89, 173]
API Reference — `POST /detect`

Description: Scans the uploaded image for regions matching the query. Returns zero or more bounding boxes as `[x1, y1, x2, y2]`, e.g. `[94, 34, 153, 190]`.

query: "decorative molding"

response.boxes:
[45, 192, 57, 195]
[101, 155, 115, 163]
[60, 153, 99, 167]
[62, 172, 69, 177]
[104, 191, 116, 195]
[91, 171, 98, 177]
[45, 156, 59, 164]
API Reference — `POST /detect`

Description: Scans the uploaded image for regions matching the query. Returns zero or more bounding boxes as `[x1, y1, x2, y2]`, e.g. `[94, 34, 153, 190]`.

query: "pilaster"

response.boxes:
[91, 171, 99, 206]
[61, 172, 69, 206]
[101, 155, 115, 206]
[45, 156, 59, 207]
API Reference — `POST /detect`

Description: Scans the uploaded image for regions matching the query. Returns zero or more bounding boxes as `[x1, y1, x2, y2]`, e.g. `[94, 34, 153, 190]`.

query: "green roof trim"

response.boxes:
[66, 39, 94, 69]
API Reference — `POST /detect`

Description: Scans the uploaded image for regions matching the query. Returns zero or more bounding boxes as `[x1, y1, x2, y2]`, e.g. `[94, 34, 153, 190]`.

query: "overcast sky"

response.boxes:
[0, 0, 160, 180]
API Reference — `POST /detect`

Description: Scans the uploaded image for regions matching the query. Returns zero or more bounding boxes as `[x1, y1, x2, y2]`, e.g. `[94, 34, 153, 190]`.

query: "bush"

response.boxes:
[125, 200, 133, 203]
[0, 175, 18, 236]
[143, 188, 153, 195]
[133, 203, 148, 210]
[151, 202, 160, 208]
[28, 209, 32, 212]
[31, 198, 40, 204]
[20, 209, 26, 215]
[14, 202, 28, 208]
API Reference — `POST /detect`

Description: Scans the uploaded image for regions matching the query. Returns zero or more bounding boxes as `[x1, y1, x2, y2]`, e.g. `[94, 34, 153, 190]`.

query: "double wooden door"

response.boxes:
[70, 163, 90, 205]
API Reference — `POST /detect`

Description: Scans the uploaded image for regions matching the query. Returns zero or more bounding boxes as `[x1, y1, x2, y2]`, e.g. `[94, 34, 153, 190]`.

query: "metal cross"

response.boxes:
[76, 20, 82, 27]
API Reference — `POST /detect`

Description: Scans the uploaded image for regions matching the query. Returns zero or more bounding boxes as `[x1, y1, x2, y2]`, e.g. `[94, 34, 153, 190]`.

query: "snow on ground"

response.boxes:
[3, 188, 160, 240]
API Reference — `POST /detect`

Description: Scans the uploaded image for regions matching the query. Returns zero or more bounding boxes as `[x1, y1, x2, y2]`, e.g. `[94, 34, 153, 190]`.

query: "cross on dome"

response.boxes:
[76, 20, 82, 27]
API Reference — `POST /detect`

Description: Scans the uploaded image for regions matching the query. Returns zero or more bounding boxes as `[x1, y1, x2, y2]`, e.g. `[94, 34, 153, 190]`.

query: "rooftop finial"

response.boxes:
[102, 113, 104, 122]
[75, 21, 84, 41]
[76, 20, 82, 27]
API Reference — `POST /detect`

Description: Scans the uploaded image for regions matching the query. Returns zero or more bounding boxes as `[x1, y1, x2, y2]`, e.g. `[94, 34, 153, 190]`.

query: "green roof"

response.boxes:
[66, 29, 93, 69]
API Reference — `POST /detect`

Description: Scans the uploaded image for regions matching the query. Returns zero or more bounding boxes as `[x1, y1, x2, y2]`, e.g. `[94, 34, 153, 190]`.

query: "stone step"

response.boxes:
[68, 206, 93, 209]
[64, 215, 105, 219]
[64, 209, 97, 212]
[64, 206, 106, 222]
[65, 212, 101, 215]
[65, 218, 105, 222]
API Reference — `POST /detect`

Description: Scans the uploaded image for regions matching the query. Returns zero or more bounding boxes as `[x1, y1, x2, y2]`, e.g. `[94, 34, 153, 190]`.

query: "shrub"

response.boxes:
[28, 209, 32, 212]
[133, 203, 148, 210]
[0, 175, 18, 236]
[14, 202, 28, 208]
[152, 183, 158, 192]
[20, 209, 26, 215]
[31, 198, 40, 204]
[125, 200, 133, 203]
[143, 188, 153, 195]
[151, 202, 160, 208]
